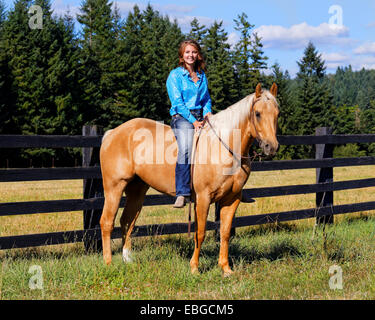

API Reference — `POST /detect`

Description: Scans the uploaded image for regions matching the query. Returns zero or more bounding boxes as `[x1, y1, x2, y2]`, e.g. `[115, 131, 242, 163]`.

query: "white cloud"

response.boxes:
[322, 52, 350, 63]
[352, 56, 375, 70]
[157, 4, 196, 14]
[321, 52, 375, 72]
[321, 52, 351, 70]
[170, 15, 216, 31]
[354, 42, 375, 55]
[51, 0, 80, 18]
[226, 32, 240, 49]
[254, 22, 350, 50]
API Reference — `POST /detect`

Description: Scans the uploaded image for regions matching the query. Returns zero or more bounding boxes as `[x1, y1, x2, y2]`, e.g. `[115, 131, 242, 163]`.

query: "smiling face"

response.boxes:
[183, 44, 199, 68]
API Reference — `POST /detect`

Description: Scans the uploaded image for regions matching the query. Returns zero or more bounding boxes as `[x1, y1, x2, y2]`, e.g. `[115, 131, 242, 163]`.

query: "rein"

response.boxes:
[187, 96, 263, 237]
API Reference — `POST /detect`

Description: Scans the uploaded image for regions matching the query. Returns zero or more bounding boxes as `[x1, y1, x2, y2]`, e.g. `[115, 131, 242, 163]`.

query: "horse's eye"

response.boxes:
[255, 111, 261, 119]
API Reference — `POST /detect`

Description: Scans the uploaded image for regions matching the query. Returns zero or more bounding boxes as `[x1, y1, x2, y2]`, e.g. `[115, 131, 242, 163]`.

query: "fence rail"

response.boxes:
[1, 127, 375, 250]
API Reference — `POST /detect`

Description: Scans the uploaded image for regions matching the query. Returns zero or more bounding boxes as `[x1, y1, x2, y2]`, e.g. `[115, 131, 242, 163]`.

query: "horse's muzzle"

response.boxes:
[260, 140, 279, 156]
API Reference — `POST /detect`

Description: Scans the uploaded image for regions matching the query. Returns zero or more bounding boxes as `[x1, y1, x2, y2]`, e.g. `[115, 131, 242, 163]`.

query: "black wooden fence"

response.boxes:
[1, 126, 375, 250]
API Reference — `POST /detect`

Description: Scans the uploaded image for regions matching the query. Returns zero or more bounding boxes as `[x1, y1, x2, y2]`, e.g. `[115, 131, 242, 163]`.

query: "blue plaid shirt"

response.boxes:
[166, 66, 212, 124]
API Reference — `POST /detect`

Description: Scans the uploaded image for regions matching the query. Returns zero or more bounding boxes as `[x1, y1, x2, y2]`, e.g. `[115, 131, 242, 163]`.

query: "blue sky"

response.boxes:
[3, 0, 375, 76]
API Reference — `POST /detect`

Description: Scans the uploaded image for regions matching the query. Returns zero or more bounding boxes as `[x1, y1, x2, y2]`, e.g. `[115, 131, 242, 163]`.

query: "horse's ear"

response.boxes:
[270, 82, 278, 97]
[255, 83, 262, 98]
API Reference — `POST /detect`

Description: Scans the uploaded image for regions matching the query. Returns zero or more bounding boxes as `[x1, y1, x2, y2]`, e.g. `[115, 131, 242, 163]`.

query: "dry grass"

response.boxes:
[0, 165, 374, 237]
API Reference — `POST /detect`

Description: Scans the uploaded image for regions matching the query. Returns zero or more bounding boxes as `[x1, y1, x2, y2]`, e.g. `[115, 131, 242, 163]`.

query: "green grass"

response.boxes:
[1, 217, 375, 299]
[0, 166, 375, 299]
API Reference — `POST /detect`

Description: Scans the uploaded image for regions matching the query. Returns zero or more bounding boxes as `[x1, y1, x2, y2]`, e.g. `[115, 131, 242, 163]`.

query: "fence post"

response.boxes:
[83, 125, 103, 251]
[315, 127, 334, 225]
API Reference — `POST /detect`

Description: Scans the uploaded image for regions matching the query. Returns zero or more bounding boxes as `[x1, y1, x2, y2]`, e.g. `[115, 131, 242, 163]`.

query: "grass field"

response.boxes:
[0, 166, 374, 299]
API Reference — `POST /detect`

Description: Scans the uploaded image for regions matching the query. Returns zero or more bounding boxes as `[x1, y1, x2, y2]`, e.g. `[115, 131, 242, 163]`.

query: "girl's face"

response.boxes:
[183, 44, 199, 67]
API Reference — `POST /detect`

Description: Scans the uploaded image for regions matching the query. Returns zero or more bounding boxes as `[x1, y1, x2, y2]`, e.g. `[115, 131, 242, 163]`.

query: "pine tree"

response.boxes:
[249, 32, 268, 89]
[2, 0, 34, 134]
[116, 5, 183, 126]
[294, 42, 333, 158]
[0, 0, 5, 26]
[202, 21, 237, 112]
[188, 18, 207, 44]
[115, 5, 144, 123]
[77, 0, 120, 128]
[233, 13, 253, 98]
[269, 63, 292, 135]
[0, 0, 17, 134]
[295, 42, 333, 134]
[233, 12, 268, 97]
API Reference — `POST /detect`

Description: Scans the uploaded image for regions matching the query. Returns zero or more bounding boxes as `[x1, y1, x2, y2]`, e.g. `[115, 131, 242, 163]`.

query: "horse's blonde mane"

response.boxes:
[208, 90, 277, 132]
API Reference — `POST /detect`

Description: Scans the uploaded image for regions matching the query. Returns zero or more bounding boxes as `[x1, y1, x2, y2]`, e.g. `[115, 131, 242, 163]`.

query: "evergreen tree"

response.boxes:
[188, 18, 207, 44]
[0, 0, 17, 134]
[269, 63, 292, 135]
[115, 5, 144, 122]
[293, 42, 333, 158]
[77, 0, 121, 128]
[116, 5, 183, 126]
[0, 0, 5, 26]
[138, 5, 176, 121]
[232, 13, 253, 98]
[233, 12, 268, 97]
[249, 32, 268, 87]
[202, 20, 237, 112]
[295, 42, 333, 135]
[1, 0, 34, 134]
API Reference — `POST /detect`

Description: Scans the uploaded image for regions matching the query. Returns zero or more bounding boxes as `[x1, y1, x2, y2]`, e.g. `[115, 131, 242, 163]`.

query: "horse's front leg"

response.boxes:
[190, 194, 210, 274]
[218, 193, 241, 276]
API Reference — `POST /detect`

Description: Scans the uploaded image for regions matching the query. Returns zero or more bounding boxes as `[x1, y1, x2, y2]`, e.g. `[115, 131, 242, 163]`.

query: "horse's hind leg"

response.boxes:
[100, 179, 126, 265]
[120, 177, 149, 263]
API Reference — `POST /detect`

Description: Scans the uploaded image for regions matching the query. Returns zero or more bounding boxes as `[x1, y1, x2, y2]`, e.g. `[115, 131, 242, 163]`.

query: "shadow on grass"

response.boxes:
[342, 213, 375, 225]
[141, 233, 303, 274]
[0, 243, 89, 262]
[236, 222, 300, 238]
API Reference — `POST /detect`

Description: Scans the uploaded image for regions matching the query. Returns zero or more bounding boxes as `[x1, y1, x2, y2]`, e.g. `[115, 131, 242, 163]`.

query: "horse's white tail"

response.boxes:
[102, 129, 114, 143]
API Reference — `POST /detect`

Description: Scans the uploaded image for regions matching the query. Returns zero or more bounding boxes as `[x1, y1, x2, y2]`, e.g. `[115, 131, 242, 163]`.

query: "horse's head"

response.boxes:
[250, 83, 279, 156]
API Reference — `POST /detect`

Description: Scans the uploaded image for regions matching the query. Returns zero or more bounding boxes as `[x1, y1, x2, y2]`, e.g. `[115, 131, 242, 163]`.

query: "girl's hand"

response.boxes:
[193, 120, 204, 132]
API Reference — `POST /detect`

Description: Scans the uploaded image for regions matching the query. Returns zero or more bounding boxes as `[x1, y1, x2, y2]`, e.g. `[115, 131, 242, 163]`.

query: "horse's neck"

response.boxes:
[237, 117, 255, 156]
[210, 96, 255, 156]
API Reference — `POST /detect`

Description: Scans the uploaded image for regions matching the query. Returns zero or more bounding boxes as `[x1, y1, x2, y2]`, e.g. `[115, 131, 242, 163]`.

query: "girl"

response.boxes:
[166, 39, 212, 208]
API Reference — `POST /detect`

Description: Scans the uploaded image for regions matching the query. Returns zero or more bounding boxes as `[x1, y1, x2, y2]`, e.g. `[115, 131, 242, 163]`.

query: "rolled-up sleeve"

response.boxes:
[166, 71, 197, 124]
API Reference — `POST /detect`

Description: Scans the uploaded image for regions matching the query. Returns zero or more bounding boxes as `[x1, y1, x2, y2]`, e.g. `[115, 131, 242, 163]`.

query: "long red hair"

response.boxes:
[178, 39, 206, 73]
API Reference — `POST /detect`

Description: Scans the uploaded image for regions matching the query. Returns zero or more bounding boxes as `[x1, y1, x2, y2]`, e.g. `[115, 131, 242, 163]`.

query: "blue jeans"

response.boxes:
[171, 109, 203, 197]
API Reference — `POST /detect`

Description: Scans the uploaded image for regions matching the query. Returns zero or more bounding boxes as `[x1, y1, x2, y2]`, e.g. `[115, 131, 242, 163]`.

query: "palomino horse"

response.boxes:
[99, 83, 279, 276]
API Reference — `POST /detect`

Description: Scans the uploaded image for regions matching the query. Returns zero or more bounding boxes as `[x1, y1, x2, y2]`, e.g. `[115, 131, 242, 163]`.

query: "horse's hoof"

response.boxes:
[223, 269, 233, 277]
[191, 266, 199, 275]
[103, 256, 112, 265]
[122, 248, 133, 263]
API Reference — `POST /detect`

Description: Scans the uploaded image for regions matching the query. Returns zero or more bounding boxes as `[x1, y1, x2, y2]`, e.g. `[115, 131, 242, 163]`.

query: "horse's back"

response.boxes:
[100, 118, 177, 195]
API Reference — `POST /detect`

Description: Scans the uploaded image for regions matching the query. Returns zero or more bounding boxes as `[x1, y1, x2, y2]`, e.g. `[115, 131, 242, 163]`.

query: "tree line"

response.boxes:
[0, 0, 374, 167]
